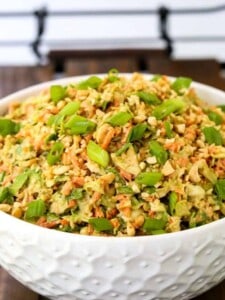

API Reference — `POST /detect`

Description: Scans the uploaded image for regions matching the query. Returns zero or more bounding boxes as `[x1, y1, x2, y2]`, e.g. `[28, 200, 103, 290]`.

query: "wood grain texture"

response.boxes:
[0, 66, 53, 99]
[147, 58, 225, 90]
[0, 268, 38, 300]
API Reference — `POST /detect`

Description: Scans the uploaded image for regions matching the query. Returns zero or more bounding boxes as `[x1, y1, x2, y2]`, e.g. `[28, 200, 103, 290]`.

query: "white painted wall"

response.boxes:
[0, 0, 225, 65]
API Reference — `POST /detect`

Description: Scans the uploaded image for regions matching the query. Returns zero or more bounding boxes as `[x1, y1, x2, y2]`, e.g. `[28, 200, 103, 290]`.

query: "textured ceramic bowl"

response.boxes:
[0, 75, 225, 300]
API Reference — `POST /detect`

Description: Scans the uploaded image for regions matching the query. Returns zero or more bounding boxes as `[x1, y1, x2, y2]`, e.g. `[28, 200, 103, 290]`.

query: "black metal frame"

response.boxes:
[0, 4, 225, 63]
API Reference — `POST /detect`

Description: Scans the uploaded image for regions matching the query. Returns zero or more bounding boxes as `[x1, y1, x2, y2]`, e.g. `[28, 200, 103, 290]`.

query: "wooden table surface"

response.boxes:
[0, 60, 225, 300]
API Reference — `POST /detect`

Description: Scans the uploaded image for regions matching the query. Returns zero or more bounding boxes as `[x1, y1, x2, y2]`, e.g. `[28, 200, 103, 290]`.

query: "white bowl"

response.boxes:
[0, 74, 225, 300]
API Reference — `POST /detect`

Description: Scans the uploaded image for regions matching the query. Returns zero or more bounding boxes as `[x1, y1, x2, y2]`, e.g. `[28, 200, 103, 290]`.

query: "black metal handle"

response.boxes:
[31, 7, 48, 63]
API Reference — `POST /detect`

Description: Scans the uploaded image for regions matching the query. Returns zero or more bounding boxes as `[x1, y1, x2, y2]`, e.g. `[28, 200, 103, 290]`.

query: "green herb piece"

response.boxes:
[129, 124, 147, 142]
[214, 179, 225, 201]
[152, 98, 186, 120]
[164, 121, 173, 138]
[45, 133, 58, 143]
[137, 91, 161, 105]
[117, 186, 134, 194]
[106, 111, 132, 126]
[67, 188, 84, 200]
[149, 140, 168, 165]
[89, 217, 113, 232]
[150, 74, 162, 82]
[47, 213, 60, 222]
[151, 229, 166, 235]
[207, 111, 223, 125]
[143, 215, 167, 233]
[136, 172, 163, 186]
[58, 102, 80, 116]
[87, 141, 109, 168]
[189, 212, 197, 228]
[65, 115, 96, 135]
[9, 171, 30, 196]
[76, 76, 102, 90]
[175, 200, 190, 217]
[168, 191, 177, 215]
[47, 115, 64, 128]
[0, 187, 13, 204]
[0, 171, 5, 184]
[101, 101, 108, 111]
[202, 126, 223, 146]
[0, 119, 20, 136]
[47, 115, 56, 126]
[47, 141, 64, 165]
[50, 85, 66, 103]
[115, 143, 131, 156]
[143, 187, 156, 194]
[218, 105, 225, 112]
[108, 68, 119, 83]
[25, 199, 46, 220]
[171, 77, 192, 93]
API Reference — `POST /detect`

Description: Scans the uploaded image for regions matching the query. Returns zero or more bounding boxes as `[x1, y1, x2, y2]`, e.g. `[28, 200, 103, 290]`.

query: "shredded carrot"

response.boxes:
[68, 199, 77, 208]
[60, 219, 70, 226]
[119, 168, 133, 181]
[61, 181, 73, 196]
[101, 128, 115, 149]
[72, 176, 84, 187]
[92, 191, 102, 202]
[164, 141, 183, 153]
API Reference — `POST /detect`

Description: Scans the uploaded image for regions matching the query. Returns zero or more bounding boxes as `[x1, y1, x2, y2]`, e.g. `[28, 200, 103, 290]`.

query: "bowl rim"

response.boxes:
[1, 72, 225, 241]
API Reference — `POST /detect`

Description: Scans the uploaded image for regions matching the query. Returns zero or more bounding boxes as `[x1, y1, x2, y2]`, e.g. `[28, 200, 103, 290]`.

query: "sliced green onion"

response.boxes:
[214, 179, 225, 201]
[108, 68, 119, 83]
[168, 192, 177, 215]
[143, 215, 167, 233]
[58, 102, 80, 116]
[153, 98, 186, 120]
[87, 141, 109, 168]
[67, 188, 84, 200]
[202, 126, 223, 146]
[0, 187, 13, 204]
[50, 85, 66, 103]
[207, 111, 223, 125]
[89, 217, 113, 232]
[76, 76, 102, 90]
[150, 74, 162, 82]
[151, 229, 166, 235]
[149, 140, 168, 165]
[117, 186, 134, 194]
[129, 124, 147, 142]
[106, 111, 132, 126]
[47, 115, 64, 128]
[143, 187, 156, 194]
[218, 105, 225, 112]
[47, 141, 64, 165]
[25, 199, 46, 220]
[65, 115, 96, 135]
[101, 101, 109, 111]
[0, 171, 5, 184]
[164, 121, 173, 138]
[189, 212, 197, 228]
[136, 172, 163, 186]
[0, 118, 20, 136]
[115, 143, 131, 156]
[9, 171, 30, 196]
[137, 91, 161, 105]
[45, 133, 58, 143]
[171, 77, 192, 93]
